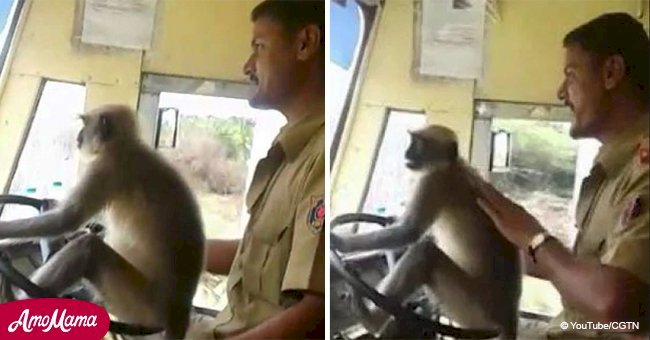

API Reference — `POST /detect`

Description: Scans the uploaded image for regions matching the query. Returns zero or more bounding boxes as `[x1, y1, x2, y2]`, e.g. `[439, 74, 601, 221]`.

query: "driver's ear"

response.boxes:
[603, 55, 625, 90]
[296, 24, 321, 61]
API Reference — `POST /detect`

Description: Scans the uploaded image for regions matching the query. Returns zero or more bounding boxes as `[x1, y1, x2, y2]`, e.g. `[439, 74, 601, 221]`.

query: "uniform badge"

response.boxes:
[621, 196, 644, 226]
[307, 196, 325, 234]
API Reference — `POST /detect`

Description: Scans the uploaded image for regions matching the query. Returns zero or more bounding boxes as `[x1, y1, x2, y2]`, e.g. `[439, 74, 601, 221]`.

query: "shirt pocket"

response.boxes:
[242, 221, 292, 301]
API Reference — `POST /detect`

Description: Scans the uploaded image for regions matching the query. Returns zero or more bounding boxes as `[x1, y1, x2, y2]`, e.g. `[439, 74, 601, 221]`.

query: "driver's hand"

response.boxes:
[476, 179, 544, 249]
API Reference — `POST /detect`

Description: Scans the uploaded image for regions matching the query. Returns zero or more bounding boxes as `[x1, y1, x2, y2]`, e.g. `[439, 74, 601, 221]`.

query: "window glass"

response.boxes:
[0, 0, 20, 73]
[361, 110, 426, 218]
[1, 80, 86, 221]
[156, 92, 286, 240]
[329, 0, 365, 154]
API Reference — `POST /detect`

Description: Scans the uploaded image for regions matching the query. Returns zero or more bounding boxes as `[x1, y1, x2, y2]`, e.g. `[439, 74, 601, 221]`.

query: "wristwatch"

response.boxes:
[527, 230, 555, 263]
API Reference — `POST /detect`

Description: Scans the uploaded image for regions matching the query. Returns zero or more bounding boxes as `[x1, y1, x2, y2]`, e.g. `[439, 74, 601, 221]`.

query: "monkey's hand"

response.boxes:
[385, 215, 398, 226]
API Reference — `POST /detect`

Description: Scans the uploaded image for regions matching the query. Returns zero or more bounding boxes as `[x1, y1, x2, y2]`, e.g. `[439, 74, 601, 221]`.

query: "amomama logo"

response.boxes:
[0, 298, 110, 339]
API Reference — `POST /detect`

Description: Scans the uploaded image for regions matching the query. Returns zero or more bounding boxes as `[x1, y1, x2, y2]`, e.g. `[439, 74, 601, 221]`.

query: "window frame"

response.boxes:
[154, 107, 180, 149]
[329, 0, 380, 166]
[137, 73, 251, 148]
[0, 0, 25, 77]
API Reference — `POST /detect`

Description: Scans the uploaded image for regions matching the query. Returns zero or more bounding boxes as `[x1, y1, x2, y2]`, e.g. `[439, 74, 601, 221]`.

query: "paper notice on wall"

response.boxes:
[81, 0, 157, 50]
[416, 0, 486, 80]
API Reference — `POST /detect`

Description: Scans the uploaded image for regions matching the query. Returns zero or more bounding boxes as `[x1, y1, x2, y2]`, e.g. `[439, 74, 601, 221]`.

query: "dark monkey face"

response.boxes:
[405, 126, 459, 170]
[77, 114, 113, 155]
[405, 135, 426, 170]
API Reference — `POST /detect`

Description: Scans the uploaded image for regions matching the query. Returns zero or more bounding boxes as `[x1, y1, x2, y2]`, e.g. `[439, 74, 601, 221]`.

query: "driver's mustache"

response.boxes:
[247, 73, 259, 84]
[564, 100, 573, 109]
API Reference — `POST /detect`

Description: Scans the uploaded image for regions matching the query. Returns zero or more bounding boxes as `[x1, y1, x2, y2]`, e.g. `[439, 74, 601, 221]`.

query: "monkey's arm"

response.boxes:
[0, 168, 112, 238]
[332, 168, 444, 253]
[331, 221, 425, 253]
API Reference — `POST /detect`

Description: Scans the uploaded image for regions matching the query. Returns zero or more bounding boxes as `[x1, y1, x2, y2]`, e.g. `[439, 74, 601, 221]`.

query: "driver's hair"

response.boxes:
[564, 12, 649, 108]
[251, 0, 325, 55]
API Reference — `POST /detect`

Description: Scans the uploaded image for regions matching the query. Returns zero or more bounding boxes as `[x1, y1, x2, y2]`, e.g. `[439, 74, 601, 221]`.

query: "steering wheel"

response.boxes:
[330, 213, 499, 339]
[0, 194, 164, 336]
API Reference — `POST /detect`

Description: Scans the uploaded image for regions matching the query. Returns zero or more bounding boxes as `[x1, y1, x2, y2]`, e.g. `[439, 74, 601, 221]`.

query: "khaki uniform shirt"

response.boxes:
[209, 112, 325, 338]
[548, 115, 649, 339]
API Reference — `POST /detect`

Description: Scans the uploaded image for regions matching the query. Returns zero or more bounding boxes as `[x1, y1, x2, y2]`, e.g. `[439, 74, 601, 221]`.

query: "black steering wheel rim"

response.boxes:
[0, 194, 164, 336]
[330, 213, 499, 339]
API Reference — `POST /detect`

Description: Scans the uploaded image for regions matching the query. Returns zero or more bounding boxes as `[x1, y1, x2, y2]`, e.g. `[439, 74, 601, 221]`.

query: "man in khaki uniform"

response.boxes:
[207, 107, 325, 339]
[186, 1, 325, 339]
[477, 13, 648, 339]
[544, 119, 648, 339]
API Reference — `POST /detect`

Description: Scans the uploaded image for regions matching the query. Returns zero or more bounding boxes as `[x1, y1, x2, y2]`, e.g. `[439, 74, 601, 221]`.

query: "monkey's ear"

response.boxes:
[98, 114, 113, 142]
[411, 132, 424, 143]
[407, 129, 420, 137]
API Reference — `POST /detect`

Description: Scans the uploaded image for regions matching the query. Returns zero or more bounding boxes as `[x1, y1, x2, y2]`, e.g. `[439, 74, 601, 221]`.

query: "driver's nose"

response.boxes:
[243, 54, 256, 80]
[557, 80, 567, 102]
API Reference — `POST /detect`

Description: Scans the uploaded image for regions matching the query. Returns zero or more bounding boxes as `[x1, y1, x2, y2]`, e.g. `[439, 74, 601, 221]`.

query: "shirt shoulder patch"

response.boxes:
[307, 196, 325, 234]
[621, 195, 645, 227]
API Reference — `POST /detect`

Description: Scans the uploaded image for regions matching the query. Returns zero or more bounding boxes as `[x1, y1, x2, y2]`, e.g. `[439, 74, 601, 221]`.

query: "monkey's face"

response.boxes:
[405, 127, 459, 170]
[405, 135, 426, 170]
[77, 113, 113, 155]
[76, 105, 138, 156]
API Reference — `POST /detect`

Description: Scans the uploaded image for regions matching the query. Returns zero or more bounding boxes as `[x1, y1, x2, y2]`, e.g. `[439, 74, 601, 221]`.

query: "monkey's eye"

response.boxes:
[98, 115, 113, 141]
[413, 137, 424, 152]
